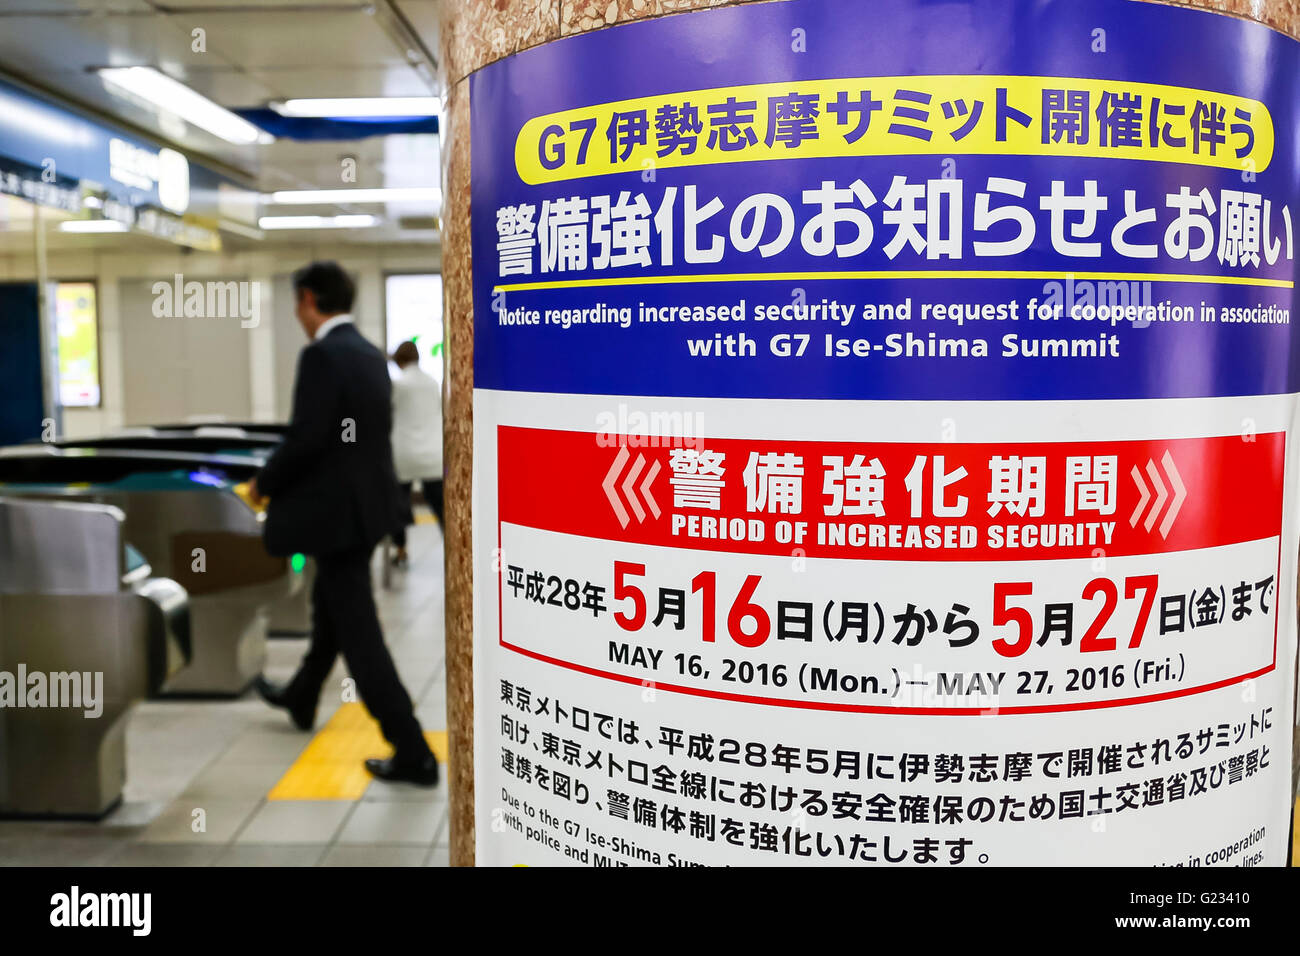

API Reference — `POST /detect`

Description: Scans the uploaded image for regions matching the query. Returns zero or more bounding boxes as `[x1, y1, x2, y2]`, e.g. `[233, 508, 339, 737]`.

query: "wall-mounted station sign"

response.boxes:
[0, 75, 245, 250]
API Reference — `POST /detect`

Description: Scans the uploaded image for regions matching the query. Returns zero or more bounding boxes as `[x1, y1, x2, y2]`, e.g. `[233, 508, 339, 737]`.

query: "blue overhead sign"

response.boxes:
[0, 73, 241, 246]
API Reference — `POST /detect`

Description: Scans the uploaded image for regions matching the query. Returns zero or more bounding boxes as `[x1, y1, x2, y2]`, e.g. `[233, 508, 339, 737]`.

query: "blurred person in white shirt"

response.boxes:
[389, 339, 444, 567]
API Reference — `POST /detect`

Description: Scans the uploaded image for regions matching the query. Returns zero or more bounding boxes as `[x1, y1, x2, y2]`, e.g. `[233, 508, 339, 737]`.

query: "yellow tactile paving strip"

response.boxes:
[268, 702, 448, 801]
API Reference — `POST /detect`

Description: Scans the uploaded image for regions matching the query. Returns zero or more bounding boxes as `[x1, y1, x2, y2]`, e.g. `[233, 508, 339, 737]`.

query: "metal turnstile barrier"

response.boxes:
[0, 446, 291, 694]
[0, 496, 190, 817]
[51, 428, 313, 637]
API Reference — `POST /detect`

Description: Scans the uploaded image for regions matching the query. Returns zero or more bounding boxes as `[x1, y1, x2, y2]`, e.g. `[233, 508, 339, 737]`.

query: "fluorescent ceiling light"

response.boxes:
[266, 187, 441, 205]
[60, 220, 127, 233]
[98, 67, 272, 145]
[273, 97, 440, 118]
[258, 214, 380, 230]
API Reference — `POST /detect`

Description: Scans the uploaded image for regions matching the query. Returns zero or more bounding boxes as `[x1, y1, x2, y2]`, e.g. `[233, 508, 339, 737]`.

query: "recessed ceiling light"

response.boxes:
[257, 214, 380, 230]
[265, 187, 441, 205]
[60, 220, 128, 233]
[272, 97, 440, 118]
[98, 67, 272, 145]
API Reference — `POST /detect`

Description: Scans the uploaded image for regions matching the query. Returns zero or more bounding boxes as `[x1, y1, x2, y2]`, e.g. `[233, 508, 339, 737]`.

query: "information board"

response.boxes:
[471, 0, 1300, 866]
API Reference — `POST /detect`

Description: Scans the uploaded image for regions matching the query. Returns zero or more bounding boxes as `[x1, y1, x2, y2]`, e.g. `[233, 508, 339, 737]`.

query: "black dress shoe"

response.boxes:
[365, 753, 440, 786]
[253, 675, 315, 732]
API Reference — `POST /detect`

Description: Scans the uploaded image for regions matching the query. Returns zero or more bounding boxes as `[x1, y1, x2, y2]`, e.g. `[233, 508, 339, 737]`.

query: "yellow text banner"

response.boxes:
[515, 75, 1273, 184]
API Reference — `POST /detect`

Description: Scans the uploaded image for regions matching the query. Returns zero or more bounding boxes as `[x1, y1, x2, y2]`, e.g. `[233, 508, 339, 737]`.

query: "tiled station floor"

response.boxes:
[0, 522, 449, 867]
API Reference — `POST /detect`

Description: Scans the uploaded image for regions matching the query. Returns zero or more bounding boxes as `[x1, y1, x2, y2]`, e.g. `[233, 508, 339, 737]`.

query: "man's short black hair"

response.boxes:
[292, 261, 355, 315]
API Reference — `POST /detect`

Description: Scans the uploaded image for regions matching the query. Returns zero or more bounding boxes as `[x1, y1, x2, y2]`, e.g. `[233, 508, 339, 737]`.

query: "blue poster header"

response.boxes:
[471, 0, 1300, 401]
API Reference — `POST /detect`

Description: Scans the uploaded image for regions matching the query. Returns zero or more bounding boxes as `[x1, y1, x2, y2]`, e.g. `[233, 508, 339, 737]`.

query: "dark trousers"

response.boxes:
[393, 478, 445, 548]
[286, 546, 430, 760]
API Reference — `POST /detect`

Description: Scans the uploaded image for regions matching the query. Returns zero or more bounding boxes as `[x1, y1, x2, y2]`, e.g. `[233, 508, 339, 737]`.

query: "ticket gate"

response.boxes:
[50, 430, 313, 638]
[152, 421, 288, 437]
[54, 426, 284, 456]
[0, 446, 288, 695]
[0, 496, 190, 817]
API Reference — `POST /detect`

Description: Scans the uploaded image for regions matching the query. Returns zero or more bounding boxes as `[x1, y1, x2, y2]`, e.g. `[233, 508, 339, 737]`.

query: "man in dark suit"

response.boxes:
[250, 261, 438, 786]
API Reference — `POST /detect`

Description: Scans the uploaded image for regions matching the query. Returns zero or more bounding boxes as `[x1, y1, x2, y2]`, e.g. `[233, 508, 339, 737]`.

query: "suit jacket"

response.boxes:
[258, 322, 402, 556]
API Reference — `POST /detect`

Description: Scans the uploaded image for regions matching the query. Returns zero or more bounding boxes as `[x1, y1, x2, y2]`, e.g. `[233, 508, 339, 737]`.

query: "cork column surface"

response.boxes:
[436, 0, 1300, 867]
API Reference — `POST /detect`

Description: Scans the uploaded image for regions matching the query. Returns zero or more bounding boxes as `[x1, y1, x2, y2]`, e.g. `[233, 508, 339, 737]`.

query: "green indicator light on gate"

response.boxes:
[291, 553, 306, 574]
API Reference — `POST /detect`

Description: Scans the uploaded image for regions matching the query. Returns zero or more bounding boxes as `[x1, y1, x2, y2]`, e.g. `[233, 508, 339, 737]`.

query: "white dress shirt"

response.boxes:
[314, 312, 354, 341]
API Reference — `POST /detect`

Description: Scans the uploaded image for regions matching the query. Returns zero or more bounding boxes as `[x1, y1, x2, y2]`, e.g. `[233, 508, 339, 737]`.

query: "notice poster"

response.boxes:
[470, 0, 1300, 866]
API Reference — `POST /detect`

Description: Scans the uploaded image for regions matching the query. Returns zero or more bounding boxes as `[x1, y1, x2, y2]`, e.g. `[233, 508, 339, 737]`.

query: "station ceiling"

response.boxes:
[0, 0, 442, 248]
